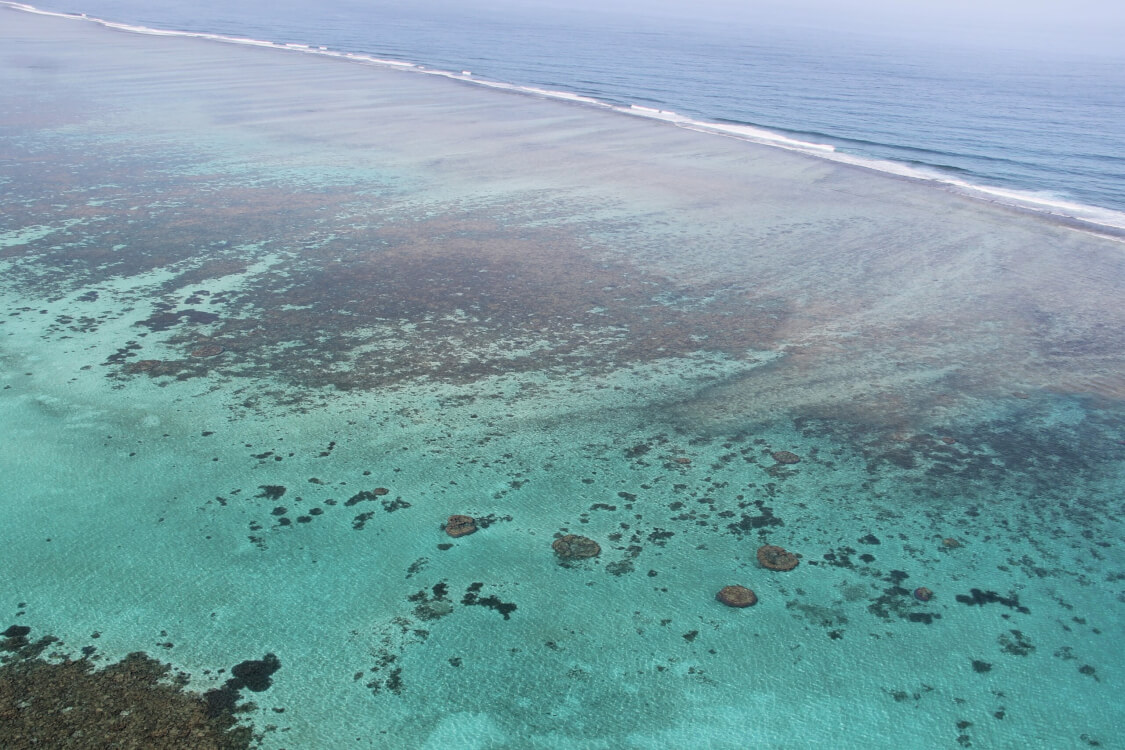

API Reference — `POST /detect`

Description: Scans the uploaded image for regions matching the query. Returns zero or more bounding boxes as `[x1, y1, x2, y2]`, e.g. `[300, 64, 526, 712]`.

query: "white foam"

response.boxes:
[5, 0, 1123, 235]
[941, 181, 1125, 230]
[523, 87, 603, 105]
[810, 149, 1125, 233]
[670, 117, 837, 153]
[621, 109, 1125, 234]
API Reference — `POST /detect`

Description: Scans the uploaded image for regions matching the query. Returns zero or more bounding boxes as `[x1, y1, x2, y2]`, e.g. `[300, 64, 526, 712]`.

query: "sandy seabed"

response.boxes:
[2, 6, 1124, 748]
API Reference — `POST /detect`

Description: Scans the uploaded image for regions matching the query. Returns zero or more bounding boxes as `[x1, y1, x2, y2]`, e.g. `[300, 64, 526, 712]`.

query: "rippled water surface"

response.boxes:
[2, 7, 1124, 749]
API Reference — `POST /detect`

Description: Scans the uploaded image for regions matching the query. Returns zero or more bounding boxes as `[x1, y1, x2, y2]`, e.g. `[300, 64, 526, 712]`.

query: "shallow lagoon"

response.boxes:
[2, 7, 1124, 748]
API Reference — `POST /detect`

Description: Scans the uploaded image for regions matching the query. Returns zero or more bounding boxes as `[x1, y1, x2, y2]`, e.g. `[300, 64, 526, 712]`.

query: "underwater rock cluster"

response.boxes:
[716, 585, 758, 608]
[913, 587, 934, 602]
[444, 515, 478, 538]
[757, 544, 800, 571]
[552, 534, 602, 559]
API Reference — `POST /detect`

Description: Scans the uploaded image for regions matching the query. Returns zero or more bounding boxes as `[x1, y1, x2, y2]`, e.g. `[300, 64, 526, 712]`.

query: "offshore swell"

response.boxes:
[9, 0, 1125, 235]
[3, 3, 1125, 749]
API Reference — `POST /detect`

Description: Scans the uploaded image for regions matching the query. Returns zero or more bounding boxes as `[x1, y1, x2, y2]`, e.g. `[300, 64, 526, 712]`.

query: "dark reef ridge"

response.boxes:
[0, 632, 254, 750]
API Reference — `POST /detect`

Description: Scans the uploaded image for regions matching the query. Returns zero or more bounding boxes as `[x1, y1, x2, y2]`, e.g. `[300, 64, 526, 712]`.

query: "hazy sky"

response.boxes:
[32, 0, 1125, 56]
[495, 0, 1125, 55]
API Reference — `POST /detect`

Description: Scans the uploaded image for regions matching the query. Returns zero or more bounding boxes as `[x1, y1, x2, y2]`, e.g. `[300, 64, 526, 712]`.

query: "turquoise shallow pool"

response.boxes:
[2, 7, 1124, 749]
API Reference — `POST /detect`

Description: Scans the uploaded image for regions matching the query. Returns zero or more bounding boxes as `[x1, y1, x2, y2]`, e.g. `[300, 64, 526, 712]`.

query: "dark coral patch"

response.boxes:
[955, 588, 1030, 614]
[382, 497, 411, 512]
[203, 654, 281, 718]
[999, 630, 1035, 656]
[127, 359, 162, 373]
[229, 654, 281, 692]
[190, 344, 225, 358]
[461, 583, 517, 619]
[345, 489, 391, 507]
[256, 485, 286, 500]
[552, 534, 601, 560]
[137, 308, 219, 333]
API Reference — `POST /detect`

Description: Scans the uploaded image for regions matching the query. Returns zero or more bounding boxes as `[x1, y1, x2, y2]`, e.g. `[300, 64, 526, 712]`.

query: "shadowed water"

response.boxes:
[2, 7, 1124, 749]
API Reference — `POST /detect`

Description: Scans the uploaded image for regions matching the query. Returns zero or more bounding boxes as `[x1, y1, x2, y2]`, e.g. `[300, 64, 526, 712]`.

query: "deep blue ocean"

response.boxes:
[29, 0, 1125, 221]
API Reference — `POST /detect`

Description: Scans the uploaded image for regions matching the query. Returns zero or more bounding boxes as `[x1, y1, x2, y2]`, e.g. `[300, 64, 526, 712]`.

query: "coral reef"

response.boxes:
[0, 635, 252, 750]
[757, 544, 799, 571]
[716, 585, 758, 607]
[552, 534, 601, 559]
[444, 515, 477, 538]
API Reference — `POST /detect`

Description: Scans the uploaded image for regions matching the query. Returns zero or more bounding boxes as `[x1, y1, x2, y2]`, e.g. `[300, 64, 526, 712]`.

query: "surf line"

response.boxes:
[5, 1, 1124, 237]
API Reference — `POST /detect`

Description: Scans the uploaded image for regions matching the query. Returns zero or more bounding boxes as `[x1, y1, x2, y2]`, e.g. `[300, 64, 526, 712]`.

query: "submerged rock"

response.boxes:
[444, 515, 477, 538]
[552, 534, 601, 559]
[771, 450, 801, 465]
[757, 544, 799, 571]
[716, 585, 758, 607]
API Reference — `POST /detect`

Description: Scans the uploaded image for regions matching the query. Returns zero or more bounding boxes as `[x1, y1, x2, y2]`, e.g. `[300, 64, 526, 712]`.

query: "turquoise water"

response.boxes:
[2, 6, 1125, 748]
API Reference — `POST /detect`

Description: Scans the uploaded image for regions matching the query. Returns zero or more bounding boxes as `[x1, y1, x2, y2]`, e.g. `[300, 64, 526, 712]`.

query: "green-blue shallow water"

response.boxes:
[2, 7, 1124, 749]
